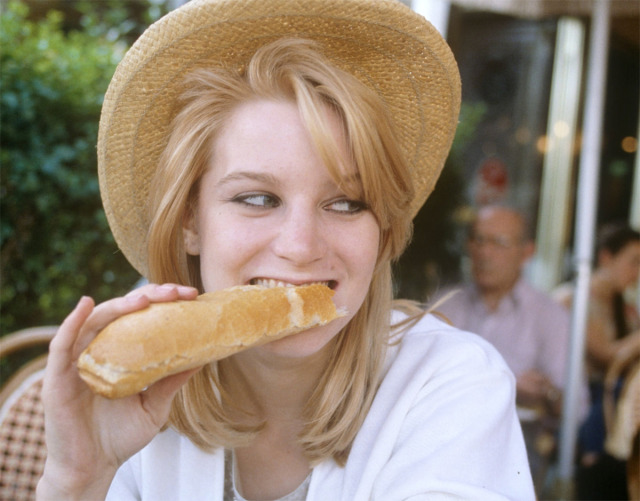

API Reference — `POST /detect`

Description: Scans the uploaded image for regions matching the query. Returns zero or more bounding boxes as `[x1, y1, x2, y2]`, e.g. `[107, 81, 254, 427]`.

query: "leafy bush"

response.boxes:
[0, 1, 142, 335]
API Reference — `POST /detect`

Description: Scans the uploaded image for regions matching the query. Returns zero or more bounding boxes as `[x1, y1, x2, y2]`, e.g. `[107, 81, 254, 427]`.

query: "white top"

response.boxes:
[107, 313, 536, 500]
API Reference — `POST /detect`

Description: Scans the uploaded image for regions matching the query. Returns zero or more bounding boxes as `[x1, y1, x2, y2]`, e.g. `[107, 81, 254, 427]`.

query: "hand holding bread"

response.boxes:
[77, 284, 343, 398]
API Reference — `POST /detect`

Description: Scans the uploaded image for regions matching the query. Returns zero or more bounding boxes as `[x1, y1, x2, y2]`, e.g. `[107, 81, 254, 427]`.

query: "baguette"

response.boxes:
[77, 284, 343, 399]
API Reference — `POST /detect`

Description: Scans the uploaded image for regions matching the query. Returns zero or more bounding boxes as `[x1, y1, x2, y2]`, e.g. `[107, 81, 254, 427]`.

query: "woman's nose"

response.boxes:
[272, 208, 327, 265]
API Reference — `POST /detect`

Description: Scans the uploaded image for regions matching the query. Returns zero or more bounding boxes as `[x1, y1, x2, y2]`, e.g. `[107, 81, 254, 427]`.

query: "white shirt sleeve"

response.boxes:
[373, 330, 533, 499]
[310, 314, 536, 501]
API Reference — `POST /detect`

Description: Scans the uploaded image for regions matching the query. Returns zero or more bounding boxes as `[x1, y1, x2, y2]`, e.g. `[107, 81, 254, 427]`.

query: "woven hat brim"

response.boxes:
[98, 0, 461, 276]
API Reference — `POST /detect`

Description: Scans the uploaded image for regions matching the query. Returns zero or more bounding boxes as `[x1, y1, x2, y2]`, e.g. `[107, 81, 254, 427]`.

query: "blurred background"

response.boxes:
[398, 0, 639, 303]
[0, 0, 638, 497]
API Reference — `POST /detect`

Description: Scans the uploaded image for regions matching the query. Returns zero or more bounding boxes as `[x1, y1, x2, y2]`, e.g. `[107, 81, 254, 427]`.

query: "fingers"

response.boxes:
[140, 367, 202, 427]
[69, 293, 151, 357]
[517, 370, 552, 401]
[126, 283, 199, 303]
[47, 284, 199, 378]
[75, 284, 199, 356]
[43, 297, 97, 409]
[518, 370, 550, 387]
[47, 296, 95, 373]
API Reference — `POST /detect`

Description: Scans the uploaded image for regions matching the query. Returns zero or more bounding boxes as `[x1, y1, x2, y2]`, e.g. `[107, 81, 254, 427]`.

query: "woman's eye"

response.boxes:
[233, 193, 280, 208]
[326, 199, 368, 214]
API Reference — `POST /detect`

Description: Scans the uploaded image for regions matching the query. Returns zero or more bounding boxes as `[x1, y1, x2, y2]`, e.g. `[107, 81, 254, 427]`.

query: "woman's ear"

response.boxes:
[183, 208, 201, 256]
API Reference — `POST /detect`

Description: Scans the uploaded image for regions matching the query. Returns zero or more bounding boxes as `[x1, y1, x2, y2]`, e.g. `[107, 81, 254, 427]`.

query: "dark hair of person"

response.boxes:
[596, 222, 640, 256]
[596, 222, 640, 339]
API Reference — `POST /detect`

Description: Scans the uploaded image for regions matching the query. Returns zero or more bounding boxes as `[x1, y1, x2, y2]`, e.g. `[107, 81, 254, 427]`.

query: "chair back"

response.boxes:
[0, 326, 57, 501]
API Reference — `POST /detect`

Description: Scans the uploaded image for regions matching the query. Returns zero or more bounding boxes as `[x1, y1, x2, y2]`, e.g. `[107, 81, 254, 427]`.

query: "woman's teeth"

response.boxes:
[251, 278, 331, 289]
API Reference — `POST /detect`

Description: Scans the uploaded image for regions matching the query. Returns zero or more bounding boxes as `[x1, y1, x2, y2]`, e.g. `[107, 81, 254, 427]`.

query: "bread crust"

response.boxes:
[77, 284, 343, 398]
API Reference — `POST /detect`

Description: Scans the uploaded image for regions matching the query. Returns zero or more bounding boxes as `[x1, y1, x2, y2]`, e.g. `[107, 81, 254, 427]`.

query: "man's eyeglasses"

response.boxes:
[468, 233, 523, 250]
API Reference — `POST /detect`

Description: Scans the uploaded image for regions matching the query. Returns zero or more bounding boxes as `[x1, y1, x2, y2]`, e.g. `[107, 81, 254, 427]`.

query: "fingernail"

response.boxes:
[77, 295, 93, 308]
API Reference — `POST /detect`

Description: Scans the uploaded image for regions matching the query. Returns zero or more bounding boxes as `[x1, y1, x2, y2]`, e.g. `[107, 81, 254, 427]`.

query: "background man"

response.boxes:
[435, 205, 584, 492]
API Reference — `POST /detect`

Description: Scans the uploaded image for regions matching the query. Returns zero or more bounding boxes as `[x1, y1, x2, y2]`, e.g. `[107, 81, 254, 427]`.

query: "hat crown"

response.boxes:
[98, 0, 461, 276]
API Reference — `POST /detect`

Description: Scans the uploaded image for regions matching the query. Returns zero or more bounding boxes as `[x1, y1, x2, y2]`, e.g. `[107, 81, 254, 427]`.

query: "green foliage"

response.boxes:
[0, 1, 142, 334]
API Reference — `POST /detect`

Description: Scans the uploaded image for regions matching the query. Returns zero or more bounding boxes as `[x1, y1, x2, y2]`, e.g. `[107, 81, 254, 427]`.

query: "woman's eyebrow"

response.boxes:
[215, 169, 362, 194]
[216, 171, 280, 188]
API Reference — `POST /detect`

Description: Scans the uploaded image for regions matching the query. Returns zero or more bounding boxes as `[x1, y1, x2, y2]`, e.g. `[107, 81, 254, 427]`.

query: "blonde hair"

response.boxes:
[147, 38, 416, 465]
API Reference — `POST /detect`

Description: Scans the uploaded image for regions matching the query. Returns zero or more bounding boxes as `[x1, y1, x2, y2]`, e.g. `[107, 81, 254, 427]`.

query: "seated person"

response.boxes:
[436, 205, 586, 491]
[554, 222, 640, 500]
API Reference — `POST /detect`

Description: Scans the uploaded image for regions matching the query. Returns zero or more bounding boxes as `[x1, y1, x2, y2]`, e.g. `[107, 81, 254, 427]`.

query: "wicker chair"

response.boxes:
[0, 326, 57, 501]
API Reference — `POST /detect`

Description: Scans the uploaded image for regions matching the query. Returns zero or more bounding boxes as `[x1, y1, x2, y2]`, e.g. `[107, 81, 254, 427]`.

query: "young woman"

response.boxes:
[37, 1, 535, 499]
[555, 223, 640, 499]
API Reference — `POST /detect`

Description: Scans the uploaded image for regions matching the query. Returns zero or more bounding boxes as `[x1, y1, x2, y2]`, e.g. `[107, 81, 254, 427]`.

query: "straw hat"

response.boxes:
[98, 0, 461, 276]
